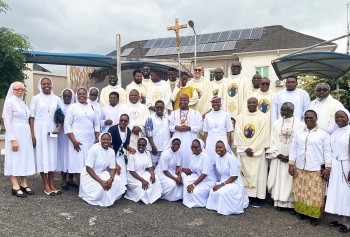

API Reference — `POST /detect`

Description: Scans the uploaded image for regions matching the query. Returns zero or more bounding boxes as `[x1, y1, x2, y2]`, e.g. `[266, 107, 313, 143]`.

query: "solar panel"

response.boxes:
[228, 30, 241, 41]
[196, 44, 206, 52]
[152, 38, 165, 48]
[160, 38, 173, 47]
[250, 28, 263, 39]
[145, 48, 158, 56]
[154, 47, 167, 55]
[199, 33, 211, 44]
[164, 47, 176, 55]
[218, 31, 231, 41]
[239, 29, 252, 40]
[172, 48, 180, 54]
[208, 32, 221, 43]
[202, 43, 215, 52]
[182, 45, 194, 54]
[121, 48, 134, 57]
[212, 42, 225, 51]
[143, 39, 157, 48]
[180, 36, 193, 46]
[222, 41, 236, 51]
[169, 37, 183, 47]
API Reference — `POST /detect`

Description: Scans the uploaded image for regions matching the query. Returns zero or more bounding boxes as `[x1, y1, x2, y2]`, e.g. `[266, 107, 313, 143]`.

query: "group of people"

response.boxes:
[2, 62, 350, 233]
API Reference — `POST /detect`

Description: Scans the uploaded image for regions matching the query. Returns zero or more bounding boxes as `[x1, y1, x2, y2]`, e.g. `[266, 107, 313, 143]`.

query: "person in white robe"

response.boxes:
[325, 109, 350, 233]
[141, 66, 153, 92]
[167, 67, 179, 92]
[146, 70, 172, 113]
[30, 77, 62, 196]
[3, 82, 36, 198]
[88, 87, 102, 126]
[206, 141, 249, 215]
[266, 102, 304, 212]
[234, 97, 270, 208]
[100, 74, 127, 107]
[222, 61, 253, 119]
[79, 132, 126, 207]
[65, 87, 100, 185]
[169, 94, 203, 169]
[155, 137, 186, 201]
[124, 137, 162, 204]
[309, 83, 344, 128]
[125, 69, 147, 105]
[272, 76, 310, 122]
[56, 88, 75, 190]
[181, 139, 216, 208]
[100, 91, 120, 132]
[250, 74, 261, 93]
[119, 89, 150, 149]
[145, 100, 171, 167]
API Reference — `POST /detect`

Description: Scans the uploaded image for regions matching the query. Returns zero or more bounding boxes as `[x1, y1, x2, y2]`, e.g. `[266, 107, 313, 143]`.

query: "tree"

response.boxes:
[299, 73, 350, 109]
[0, 0, 32, 99]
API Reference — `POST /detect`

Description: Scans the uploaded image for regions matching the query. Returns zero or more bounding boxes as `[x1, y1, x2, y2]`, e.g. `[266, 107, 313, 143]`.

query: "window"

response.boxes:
[209, 70, 215, 81]
[255, 67, 269, 78]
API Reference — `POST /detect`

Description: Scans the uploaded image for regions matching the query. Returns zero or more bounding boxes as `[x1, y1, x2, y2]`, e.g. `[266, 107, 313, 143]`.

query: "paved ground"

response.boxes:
[0, 155, 345, 237]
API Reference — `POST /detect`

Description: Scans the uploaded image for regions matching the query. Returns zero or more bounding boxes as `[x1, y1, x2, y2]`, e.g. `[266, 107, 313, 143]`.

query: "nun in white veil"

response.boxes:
[181, 138, 216, 208]
[29, 77, 62, 196]
[3, 82, 36, 197]
[206, 140, 249, 215]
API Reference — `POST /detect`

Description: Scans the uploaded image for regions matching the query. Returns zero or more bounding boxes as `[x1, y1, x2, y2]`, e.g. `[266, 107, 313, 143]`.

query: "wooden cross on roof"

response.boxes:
[167, 18, 187, 51]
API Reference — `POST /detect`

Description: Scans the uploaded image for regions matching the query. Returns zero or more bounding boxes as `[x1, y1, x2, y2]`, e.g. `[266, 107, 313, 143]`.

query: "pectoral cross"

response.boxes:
[167, 18, 187, 51]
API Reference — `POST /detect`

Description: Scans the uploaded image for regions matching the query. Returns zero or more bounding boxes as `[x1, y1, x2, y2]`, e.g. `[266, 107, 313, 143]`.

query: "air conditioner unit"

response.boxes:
[275, 80, 285, 87]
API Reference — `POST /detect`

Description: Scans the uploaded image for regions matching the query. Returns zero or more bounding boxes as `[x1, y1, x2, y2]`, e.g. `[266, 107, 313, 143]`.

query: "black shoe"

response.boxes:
[310, 218, 320, 226]
[289, 209, 297, 215]
[339, 225, 350, 233]
[252, 198, 261, 208]
[62, 185, 69, 191]
[329, 220, 343, 227]
[20, 186, 35, 195]
[67, 182, 79, 189]
[297, 214, 307, 220]
[12, 188, 27, 198]
[275, 207, 285, 211]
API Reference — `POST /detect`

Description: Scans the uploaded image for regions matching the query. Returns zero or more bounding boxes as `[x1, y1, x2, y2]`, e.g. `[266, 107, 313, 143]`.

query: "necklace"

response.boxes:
[333, 128, 348, 143]
[180, 109, 189, 125]
[42, 94, 52, 114]
[17, 99, 28, 118]
[279, 117, 295, 144]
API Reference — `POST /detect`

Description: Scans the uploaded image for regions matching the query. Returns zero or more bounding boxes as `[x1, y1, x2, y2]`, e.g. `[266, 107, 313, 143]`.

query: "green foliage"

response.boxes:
[299, 74, 350, 109]
[0, 0, 10, 13]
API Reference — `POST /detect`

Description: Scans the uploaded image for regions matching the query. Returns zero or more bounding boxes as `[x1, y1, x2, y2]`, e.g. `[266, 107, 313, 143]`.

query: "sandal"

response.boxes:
[20, 186, 35, 195]
[61, 185, 69, 191]
[53, 190, 62, 194]
[12, 188, 27, 198]
[44, 190, 55, 196]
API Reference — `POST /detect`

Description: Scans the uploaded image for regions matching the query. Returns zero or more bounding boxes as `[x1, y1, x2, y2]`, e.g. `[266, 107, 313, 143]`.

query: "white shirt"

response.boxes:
[145, 113, 170, 151]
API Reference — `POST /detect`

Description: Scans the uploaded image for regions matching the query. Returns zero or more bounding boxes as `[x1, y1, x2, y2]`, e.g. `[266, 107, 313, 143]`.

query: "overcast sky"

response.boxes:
[1, 0, 349, 73]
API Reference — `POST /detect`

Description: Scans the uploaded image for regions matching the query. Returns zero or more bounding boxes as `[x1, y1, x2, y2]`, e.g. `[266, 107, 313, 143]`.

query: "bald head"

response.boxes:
[179, 94, 189, 110]
[129, 89, 140, 104]
[247, 97, 258, 112]
[214, 68, 224, 81]
[252, 74, 262, 89]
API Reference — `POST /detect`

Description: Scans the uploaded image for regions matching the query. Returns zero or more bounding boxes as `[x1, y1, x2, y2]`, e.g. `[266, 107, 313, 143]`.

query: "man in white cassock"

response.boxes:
[141, 66, 153, 92]
[167, 67, 179, 93]
[272, 76, 310, 122]
[234, 97, 270, 208]
[125, 69, 147, 105]
[100, 92, 120, 132]
[251, 74, 262, 93]
[100, 74, 127, 107]
[146, 70, 172, 114]
[169, 94, 202, 169]
[309, 83, 344, 128]
[266, 102, 304, 214]
[119, 90, 150, 149]
[222, 61, 253, 119]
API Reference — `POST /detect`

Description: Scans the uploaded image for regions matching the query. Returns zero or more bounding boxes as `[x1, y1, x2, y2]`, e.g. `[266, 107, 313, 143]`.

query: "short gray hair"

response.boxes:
[316, 83, 330, 91]
[282, 102, 294, 111]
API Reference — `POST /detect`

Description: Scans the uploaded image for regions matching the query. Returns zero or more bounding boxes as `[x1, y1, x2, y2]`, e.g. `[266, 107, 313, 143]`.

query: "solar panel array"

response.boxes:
[121, 48, 134, 57]
[143, 27, 263, 56]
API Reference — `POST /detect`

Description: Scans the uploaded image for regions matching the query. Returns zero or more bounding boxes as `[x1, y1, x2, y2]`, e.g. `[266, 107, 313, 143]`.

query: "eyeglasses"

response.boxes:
[304, 117, 315, 120]
[137, 144, 146, 147]
[190, 146, 199, 150]
[316, 88, 328, 92]
[119, 119, 129, 123]
[142, 68, 149, 71]
[13, 88, 25, 92]
[90, 94, 98, 97]
[194, 69, 202, 72]
[261, 83, 270, 85]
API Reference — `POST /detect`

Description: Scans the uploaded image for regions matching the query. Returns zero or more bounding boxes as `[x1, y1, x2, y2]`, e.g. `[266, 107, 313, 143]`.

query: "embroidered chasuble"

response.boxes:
[142, 77, 153, 93]
[171, 85, 199, 110]
[248, 90, 275, 131]
[186, 76, 210, 112]
[167, 78, 180, 92]
[100, 85, 127, 107]
[197, 79, 225, 115]
[125, 81, 147, 105]
[146, 81, 172, 112]
[309, 95, 344, 127]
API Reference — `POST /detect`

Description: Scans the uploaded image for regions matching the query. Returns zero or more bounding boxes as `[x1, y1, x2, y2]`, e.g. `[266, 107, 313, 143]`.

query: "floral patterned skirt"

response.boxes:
[293, 169, 326, 218]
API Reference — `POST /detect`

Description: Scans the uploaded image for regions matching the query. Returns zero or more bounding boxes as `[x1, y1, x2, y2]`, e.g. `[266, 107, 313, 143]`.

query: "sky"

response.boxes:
[1, 0, 349, 73]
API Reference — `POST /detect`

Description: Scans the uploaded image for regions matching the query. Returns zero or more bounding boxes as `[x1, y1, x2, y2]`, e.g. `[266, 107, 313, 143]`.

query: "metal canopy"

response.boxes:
[272, 52, 350, 80]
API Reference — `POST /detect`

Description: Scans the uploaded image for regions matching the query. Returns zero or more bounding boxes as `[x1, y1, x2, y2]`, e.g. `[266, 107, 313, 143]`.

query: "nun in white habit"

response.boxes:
[206, 140, 249, 215]
[182, 139, 216, 208]
[124, 137, 162, 204]
[29, 77, 62, 196]
[79, 132, 126, 207]
[155, 137, 186, 201]
[3, 82, 36, 197]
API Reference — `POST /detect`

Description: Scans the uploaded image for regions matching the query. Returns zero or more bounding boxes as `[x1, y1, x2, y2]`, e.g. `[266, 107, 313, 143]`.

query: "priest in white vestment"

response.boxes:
[100, 74, 127, 107]
[222, 62, 252, 119]
[100, 92, 120, 132]
[119, 90, 150, 149]
[234, 97, 270, 208]
[272, 76, 310, 122]
[169, 94, 203, 169]
[186, 65, 210, 112]
[309, 83, 344, 128]
[266, 102, 304, 212]
[141, 66, 153, 92]
[146, 70, 172, 113]
[167, 67, 179, 92]
[250, 74, 262, 93]
[125, 69, 147, 105]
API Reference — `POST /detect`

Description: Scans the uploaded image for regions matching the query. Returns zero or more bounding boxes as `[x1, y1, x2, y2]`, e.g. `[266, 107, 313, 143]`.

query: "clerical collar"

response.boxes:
[303, 125, 319, 132]
[109, 85, 118, 88]
[258, 90, 270, 94]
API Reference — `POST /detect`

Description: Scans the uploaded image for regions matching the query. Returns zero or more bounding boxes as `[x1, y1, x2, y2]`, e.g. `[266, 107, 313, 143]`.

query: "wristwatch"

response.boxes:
[192, 183, 196, 188]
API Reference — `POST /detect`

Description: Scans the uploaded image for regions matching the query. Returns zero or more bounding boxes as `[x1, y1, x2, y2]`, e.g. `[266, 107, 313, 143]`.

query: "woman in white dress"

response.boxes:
[29, 77, 62, 196]
[64, 88, 100, 185]
[206, 140, 249, 215]
[325, 109, 350, 233]
[182, 139, 216, 208]
[3, 82, 36, 198]
[124, 137, 162, 204]
[56, 89, 75, 190]
[88, 87, 101, 122]
[79, 132, 126, 207]
[155, 137, 186, 201]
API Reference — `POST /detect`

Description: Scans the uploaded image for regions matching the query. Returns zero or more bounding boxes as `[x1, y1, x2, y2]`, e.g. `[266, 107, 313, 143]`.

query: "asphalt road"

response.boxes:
[0, 155, 345, 237]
